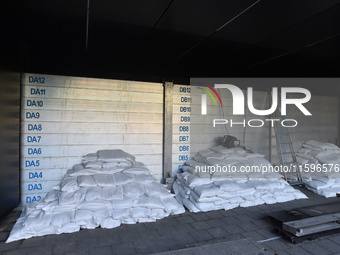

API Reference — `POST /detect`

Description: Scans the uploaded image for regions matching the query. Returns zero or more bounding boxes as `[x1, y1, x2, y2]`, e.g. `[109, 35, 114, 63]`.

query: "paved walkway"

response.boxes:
[1, 187, 340, 255]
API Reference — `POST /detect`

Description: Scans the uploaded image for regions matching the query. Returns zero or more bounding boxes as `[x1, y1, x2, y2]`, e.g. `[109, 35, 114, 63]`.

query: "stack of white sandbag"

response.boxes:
[296, 140, 340, 197]
[7, 149, 185, 243]
[174, 146, 308, 212]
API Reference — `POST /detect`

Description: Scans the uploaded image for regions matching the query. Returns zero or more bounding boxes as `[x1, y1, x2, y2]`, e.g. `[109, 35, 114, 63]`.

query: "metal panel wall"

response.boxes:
[0, 72, 20, 218]
[21, 73, 163, 204]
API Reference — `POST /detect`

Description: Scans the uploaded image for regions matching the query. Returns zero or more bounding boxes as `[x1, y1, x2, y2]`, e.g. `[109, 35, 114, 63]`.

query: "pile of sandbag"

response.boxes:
[174, 146, 308, 212]
[7, 150, 185, 243]
[296, 140, 340, 197]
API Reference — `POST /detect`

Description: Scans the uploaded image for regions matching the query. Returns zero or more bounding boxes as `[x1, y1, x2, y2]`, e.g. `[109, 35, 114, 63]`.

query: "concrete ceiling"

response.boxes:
[1, 0, 340, 84]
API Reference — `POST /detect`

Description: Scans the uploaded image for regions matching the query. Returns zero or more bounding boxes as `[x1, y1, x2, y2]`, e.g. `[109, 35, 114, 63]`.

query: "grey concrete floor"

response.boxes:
[1, 187, 340, 255]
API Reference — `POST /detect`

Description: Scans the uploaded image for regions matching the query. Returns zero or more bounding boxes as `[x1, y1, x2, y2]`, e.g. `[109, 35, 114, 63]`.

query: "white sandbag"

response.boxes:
[39, 200, 59, 212]
[21, 201, 39, 217]
[121, 218, 137, 224]
[253, 190, 269, 198]
[58, 222, 80, 234]
[245, 153, 265, 159]
[317, 188, 340, 198]
[51, 211, 75, 226]
[114, 172, 134, 185]
[83, 153, 98, 163]
[159, 188, 174, 198]
[297, 148, 311, 154]
[253, 198, 265, 206]
[70, 168, 101, 176]
[93, 209, 112, 226]
[248, 157, 272, 170]
[97, 149, 135, 163]
[306, 140, 339, 151]
[305, 180, 331, 190]
[302, 143, 322, 151]
[112, 209, 130, 220]
[102, 162, 117, 168]
[224, 203, 239, 210]
[193, 184, 223, 197]
[241, 194, 256, 201]
[101, 218, 121, 229]
[61, 177, 79, 192]
[44, 190, 58, 202]
[226, 196, 244, 204]
[77, 201, 111, 211]
[24, 210, 52, 232]
[6, 223, 27, 243]
[58, 188, 86, 206]
[236, 188, 256, 196]
[182, 198, 200, 212]
[297, 157, 309, 165]
[51, 204, 77, 213]
[102, 163, 125, 171]
[216, 180, 252, 192]
[293, 191, 308, 199]
[78, 175, 97, 187]
[186, 175, 213, 187]
[240, 200, 257, 207]
[85, 186, 103, 201]
[73, 210, 93, 225]
[173, 181, 189, 199]
[189, 198, 216, 212]
[102, 186, 123, 200]
[111, 197, 135, 209]
[190, 190, 224, 203]
[217, 191, 239, 199]
[93, 208, 112, 219]
[161, 196, 185, 214]
[263, 171, 283, 179]
[81, 218, 99, 229]
[131, 208, 151, 219]
[134, 174, 156, 184]
[150, 209, 166, 219]
[36, 225, 58, 236]
[100, 167, 125, 174]
[123, 166, 150, 175]
[73, 164, 85, 171]
[331, 179, 340, 188]
[93, 174, 115, 187]
[246, 172, 267, 180]
[314, 178, 336, 185]
[144, 182, 163, 196]
[211, 145, 234, 154]
[275, 193, 296, 203]
[136, 195, 164, 209]
[122, 183, 145, 198]
[248, 180, 285, 190]
[315, 151, 340, 165]
[262, 195, 277, 204]
[85, 161, 103, 169]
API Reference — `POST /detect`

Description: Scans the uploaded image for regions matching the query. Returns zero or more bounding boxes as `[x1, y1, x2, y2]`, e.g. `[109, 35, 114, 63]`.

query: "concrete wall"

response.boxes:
[21, 73, 163, 204]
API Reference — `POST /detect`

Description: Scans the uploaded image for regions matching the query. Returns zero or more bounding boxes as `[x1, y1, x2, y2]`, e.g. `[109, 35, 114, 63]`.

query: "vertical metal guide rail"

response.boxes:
[270, 91, 303, 183]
